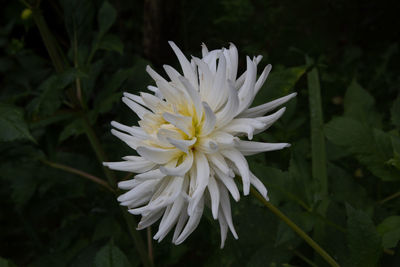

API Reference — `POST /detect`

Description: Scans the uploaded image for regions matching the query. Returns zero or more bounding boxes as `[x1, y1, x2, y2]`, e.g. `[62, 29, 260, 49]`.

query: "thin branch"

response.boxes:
[251, 187, 340, 267]
[41, 159, 114, 192]
[379, 191, 400, 205]
[147, 227, 154, 266]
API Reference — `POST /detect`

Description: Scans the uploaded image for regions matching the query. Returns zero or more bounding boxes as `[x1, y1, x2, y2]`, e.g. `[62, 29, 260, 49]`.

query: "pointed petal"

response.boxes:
[168, 41, 198, 90]
[254, 64, 272, 95]
[220, 149, 250, 195]
[160, 151, 194, 176]
[111, 121, 147, 139]
[239, 93, 297, 118]
[122, 96, 150, 119]
[137, 146, 181, 164]
[213, 166, 240, 202]
[167, 137, 197, 154]
[235, 140, 290, 156]
[163, 112, 194, 137]
[200, 102, 216, 136]
[218, 183, 238, 239]
[207, 175, 220, 219]
[174, 196, 204, 244]
[215, 81, 239, 128]
[250, 172, 269, 200]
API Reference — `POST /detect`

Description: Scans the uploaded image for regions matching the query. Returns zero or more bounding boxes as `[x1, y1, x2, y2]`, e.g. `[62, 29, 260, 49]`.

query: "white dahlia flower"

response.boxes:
[104, 41, 295, 247]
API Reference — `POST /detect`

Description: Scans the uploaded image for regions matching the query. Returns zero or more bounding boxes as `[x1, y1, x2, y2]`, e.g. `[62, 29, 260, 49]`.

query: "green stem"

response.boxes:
[379, 190, 400, 205]
[80, 114, 153, 267]
[41, 159, 114, 192]
[292, 250, 318, 267]
[306, 60, 328, 198]
[80, 114, 116, 188]
[251, 188, 340, 267]
[31, 7, 66, 73]
[147, 227, 154, 266]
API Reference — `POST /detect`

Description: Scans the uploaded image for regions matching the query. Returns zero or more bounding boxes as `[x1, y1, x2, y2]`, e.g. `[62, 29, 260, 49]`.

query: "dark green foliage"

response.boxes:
[1, 0, 399, 266]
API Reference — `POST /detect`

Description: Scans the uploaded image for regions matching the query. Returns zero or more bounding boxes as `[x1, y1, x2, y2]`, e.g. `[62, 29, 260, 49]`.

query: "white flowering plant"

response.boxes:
[104, 42, 296, 247]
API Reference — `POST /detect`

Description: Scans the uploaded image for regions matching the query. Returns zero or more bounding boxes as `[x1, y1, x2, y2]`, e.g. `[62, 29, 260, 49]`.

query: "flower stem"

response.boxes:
[147, 227, 154, 266]
[41, 159, 114, 192]
[30, 6, 66, 73]
[379, 190, 400, 205]
[251, 187, 340, 267]
[80, 114, 153, 267]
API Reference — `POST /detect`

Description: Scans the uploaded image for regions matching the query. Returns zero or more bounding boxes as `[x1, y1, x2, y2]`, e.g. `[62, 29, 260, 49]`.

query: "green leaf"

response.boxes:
[307, 66, 328, 198]
[94, 242, 131, 267]
[391, 96, 400, 128]
[325, 117, 399, 181]
[346, 205, 382, 267]
[98, 34, 124, 55]
[59, 118, 85, 142]
[0, 103, 35, 142]
[98, 1, 117, 37]
[28, 69, 82, 116]
[343, 80, 381, 127]
[254, 65, 306, 105]
[377, 216, 400, 249]
[60, 0, 95, 43]
[0, 257, 17, 267]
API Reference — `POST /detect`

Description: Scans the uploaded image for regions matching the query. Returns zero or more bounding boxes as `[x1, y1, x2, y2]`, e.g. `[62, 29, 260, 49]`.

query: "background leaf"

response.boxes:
[94, 242, 131, 267]
[346, 205, 382, 267]
[0, 103, 35, 142]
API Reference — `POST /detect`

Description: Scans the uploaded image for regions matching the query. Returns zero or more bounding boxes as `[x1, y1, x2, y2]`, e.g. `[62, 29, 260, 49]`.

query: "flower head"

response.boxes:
[104, 42, 295, 247]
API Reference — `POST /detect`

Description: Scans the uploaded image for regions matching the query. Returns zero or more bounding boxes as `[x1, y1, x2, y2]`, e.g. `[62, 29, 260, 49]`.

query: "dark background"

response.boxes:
[1, 0, 400, 266]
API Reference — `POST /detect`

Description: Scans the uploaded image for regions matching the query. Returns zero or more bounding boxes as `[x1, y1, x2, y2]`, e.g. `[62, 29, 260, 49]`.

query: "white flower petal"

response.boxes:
[250, 172, 269, 200]
[137, 208, 164, 230]
[168, 41, 198, 90]
[239, 93, 297, 118]
[235, 140, 290, 156]
[254, 64, 272, 96]
[236, 57, 257, 114]
[210, 52, 228, 110]
[134, 169, 166, 182]
[174, 196, 204, 244]
[110, 129, 142, 149]
[118, 179, 160, 203]
[122, 96, 150, 119]
[213, 166, 240, 202]
[207, 175, 220, 219]
[160, 151, 194, 176]
[220, 149, 250, 195]
[167, 137, 197, 154]
[215, 81, 239, 128]
[172, 203, 189, 243]
[221, 118, 265, 140]
[163, 112, 193, 137]
[200, 102, 216, 136]
[137, 146, 181, 164]
[154, 195, 185, 242]
[196, 137, 218, 154]
[104, 157, 156, 173]
[178, 76, 203, 122]
[218, 183, 238, 239]
[111, 121, 147, 139]
[187, 151, 209, 216]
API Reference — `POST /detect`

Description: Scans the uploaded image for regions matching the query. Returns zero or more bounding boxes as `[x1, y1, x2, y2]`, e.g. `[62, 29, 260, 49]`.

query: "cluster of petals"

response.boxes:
[104, 41, 295, 247]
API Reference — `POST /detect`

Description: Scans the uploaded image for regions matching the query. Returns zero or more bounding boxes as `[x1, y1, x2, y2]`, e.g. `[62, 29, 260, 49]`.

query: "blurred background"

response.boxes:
[1, 0, 400, 266]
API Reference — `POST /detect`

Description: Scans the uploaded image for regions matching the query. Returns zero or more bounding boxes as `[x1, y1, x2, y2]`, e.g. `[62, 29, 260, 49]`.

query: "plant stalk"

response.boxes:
[31, 7, 66, 73]
[379, 190, 400, 205]
[251, 187, 340, 267]
[41, 159, 114, 192]
[80, 115, 153, 267]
